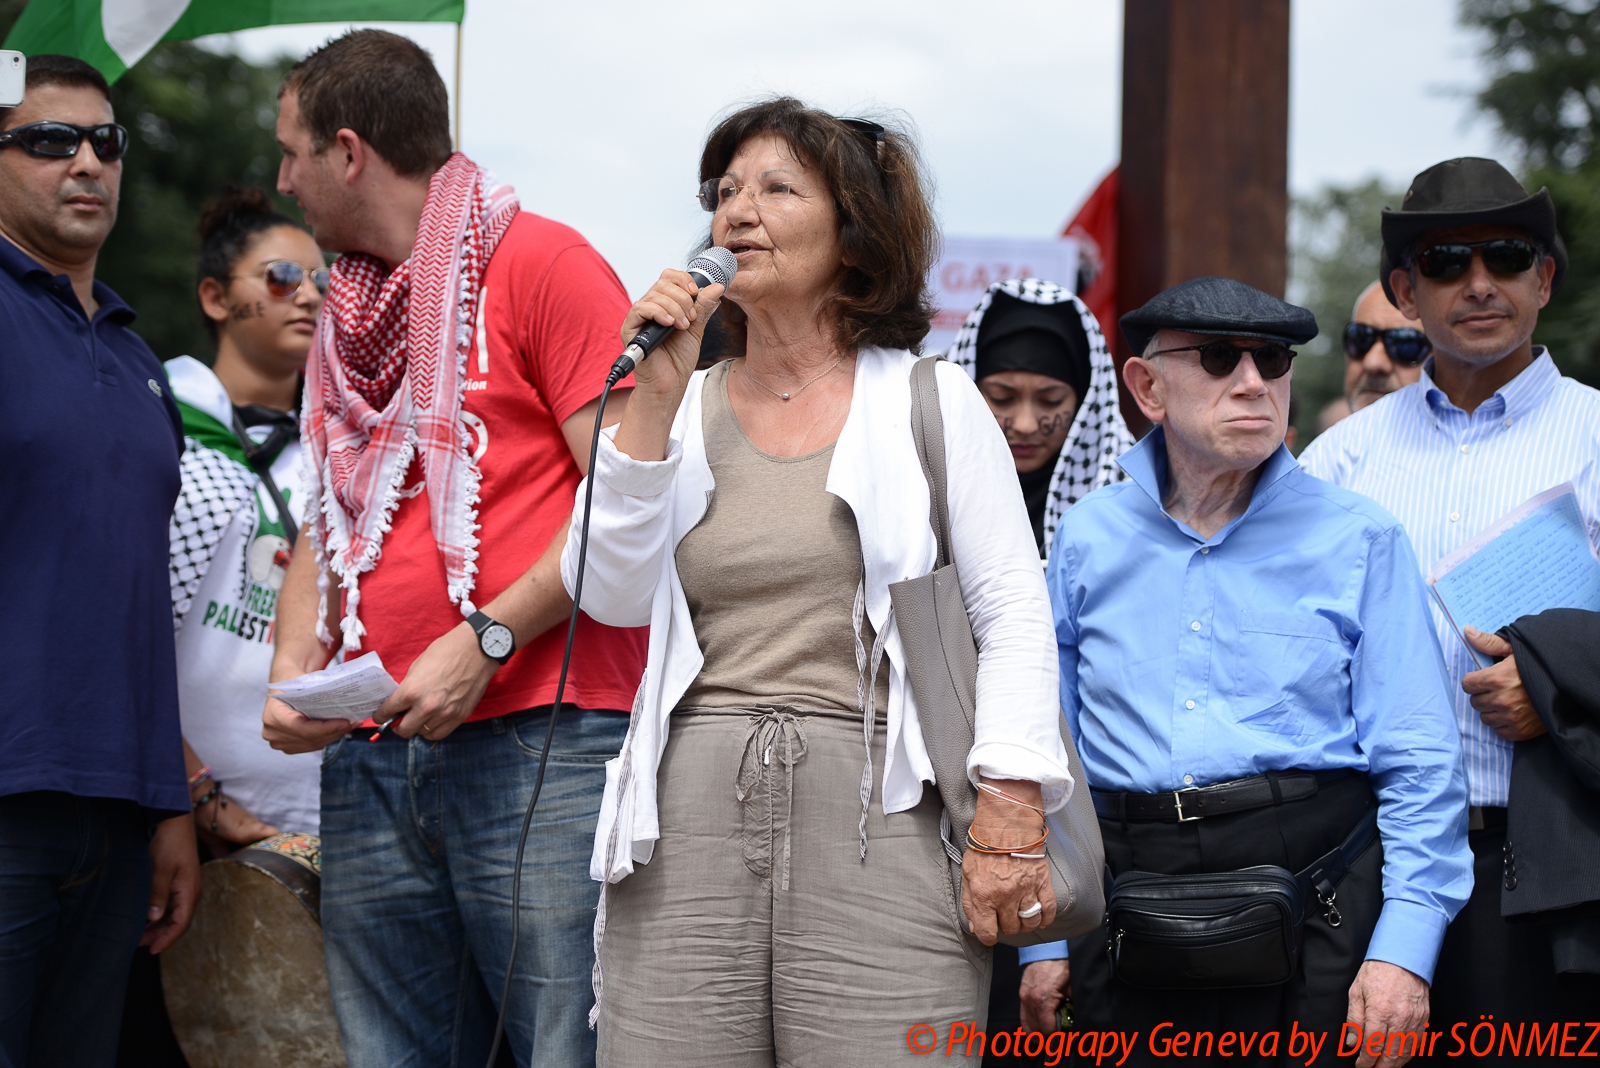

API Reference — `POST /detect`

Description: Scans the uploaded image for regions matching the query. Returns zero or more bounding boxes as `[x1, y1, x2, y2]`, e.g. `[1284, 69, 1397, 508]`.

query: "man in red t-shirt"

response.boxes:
[261, 31, 642, 1068]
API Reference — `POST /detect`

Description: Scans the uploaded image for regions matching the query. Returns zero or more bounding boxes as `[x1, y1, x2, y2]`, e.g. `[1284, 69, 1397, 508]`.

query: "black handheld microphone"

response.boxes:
[610, 246, 738, 381]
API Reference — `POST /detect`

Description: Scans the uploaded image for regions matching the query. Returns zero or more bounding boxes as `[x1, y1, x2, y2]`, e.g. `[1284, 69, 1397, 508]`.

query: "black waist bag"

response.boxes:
[1106, 806, 1378, 990]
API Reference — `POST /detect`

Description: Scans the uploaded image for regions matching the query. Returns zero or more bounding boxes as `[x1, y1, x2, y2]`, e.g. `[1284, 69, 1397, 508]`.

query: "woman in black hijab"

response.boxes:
[950, 279, 1132, 558]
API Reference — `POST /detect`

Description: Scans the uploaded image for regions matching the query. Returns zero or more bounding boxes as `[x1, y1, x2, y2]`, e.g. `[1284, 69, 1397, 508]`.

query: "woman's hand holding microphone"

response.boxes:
[611, 269, 725, 463]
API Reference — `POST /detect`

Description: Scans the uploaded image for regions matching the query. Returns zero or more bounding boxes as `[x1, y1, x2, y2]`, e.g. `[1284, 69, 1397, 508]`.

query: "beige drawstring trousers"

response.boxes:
[595, 707, 991, 1068]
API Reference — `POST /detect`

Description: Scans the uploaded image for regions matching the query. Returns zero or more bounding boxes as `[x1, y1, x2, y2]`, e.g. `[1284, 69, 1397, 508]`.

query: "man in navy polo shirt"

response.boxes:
[0, 55, 200, 1067]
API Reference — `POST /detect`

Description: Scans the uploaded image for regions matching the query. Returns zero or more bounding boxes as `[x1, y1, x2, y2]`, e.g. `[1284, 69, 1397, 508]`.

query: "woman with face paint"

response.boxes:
[167, 185, 327, 850]
[949, 279, 1135, 560]
[119, 186, 327, 1062]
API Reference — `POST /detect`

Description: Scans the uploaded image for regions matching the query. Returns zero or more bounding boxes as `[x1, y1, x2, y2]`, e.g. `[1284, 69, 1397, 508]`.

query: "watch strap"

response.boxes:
[467, 610, 514, 664]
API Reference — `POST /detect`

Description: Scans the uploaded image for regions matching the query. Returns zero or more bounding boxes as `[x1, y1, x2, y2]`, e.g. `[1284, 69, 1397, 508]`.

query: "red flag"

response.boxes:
[1063, 168, 1118, 345]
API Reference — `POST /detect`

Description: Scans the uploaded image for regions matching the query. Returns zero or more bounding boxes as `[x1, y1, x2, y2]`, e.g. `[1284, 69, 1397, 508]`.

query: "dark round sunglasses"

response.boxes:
[840, 117, 886, 160]
[1147, 339, 1295, 380]
[1415, 239, 1538, 282]
[1342, 322, 1431, 366]
[0, 121, 129, 162]
[233, 260, 331, 300]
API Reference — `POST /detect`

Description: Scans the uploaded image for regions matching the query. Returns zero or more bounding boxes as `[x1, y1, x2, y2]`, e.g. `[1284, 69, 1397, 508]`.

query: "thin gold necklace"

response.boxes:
[738, 356, 844, 401]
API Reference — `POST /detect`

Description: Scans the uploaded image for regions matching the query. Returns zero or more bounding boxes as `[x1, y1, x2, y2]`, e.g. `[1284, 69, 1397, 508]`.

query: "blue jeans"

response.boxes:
[0, 792, 153, 1068]
[320, 706, 627, 1068]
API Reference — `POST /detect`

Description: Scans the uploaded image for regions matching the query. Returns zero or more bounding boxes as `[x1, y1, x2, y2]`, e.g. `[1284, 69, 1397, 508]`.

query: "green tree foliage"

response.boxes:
[1288, 179, 1407, 448]
[1463, 0, 1600, 386]
[101, 43, 301, 362]
[0, 1, 22, 41]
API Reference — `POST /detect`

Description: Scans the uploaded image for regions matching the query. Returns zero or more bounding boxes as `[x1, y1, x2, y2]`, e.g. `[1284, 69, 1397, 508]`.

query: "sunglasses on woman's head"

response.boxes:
[1147, 340, 1296, 380]
[1414, 239, 1538, 281]
[1342, 322, 1431, 366]
[839, 117, 886, 161]
[233, 260, 330, 299]
[0, 121, 129, 161]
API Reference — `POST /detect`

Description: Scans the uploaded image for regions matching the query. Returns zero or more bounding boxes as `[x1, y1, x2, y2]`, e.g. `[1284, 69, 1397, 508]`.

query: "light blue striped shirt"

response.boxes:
[1300, 350, 1600, 807]
[1032, 430, 1471, 980]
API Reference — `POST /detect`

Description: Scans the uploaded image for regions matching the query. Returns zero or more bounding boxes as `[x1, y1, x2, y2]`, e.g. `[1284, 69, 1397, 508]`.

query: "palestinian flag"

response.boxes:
[3, 0, 463, 82]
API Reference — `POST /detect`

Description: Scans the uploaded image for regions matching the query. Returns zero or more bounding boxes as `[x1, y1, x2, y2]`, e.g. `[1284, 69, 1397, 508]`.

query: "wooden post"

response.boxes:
[1115, 0, 1290, 434]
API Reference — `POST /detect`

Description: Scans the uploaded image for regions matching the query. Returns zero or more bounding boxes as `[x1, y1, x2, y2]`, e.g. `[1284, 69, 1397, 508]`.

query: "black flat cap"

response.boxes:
[1119, 276, 1318, 356]
[1380, 157, 1566, 304]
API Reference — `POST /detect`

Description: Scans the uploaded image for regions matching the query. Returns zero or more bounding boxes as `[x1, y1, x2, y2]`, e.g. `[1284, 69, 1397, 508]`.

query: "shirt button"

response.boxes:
[1185, 699, 1196, 710]
[1450, 512, 1461, 522]
[147, 378, 162, 396]
[1200, 547, 1210, 555]
[1183, 774, 1195, 786]
[1504, 417, 1514, 428]
[1460, 443, 1471, 454]
[1190, 620, 1202, 631]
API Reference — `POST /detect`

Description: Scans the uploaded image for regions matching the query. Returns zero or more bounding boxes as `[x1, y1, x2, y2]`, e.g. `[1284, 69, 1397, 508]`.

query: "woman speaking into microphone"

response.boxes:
[563, 98, 1074, 1066]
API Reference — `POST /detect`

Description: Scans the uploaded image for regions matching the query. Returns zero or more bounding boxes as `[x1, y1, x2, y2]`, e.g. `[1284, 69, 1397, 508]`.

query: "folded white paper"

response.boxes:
[269, 652, 398, 721]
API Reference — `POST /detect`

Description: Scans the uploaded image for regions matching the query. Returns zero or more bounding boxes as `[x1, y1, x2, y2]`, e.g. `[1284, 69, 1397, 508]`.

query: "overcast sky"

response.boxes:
[207, 0, 1506, 297]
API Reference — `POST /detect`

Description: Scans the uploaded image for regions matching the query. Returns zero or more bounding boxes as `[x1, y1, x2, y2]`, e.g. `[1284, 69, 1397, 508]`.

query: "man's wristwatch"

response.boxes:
[468, 610, 515, 665]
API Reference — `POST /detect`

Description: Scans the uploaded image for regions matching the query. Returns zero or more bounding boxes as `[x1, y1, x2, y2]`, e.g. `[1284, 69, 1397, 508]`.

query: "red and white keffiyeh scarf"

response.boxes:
[302, 153, 519, 650]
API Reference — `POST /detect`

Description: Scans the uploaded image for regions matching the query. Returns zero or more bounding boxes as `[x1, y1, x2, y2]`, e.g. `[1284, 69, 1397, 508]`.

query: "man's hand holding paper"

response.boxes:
[262, 698, 353, 754]
[263, 653, 399, 754]
[1461, 628, 1546, 742]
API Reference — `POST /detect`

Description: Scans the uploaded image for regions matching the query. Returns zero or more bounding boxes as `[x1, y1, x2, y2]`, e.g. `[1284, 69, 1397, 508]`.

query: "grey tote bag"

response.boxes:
[887, 356, 1106, 946]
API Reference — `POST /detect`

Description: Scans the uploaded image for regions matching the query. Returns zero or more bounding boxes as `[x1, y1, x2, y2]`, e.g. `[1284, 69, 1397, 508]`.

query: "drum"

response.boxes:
[162, 832, 347, 1068]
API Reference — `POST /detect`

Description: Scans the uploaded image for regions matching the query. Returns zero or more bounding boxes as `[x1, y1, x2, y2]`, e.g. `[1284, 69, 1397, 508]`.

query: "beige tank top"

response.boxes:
[676, 360, 888, 714]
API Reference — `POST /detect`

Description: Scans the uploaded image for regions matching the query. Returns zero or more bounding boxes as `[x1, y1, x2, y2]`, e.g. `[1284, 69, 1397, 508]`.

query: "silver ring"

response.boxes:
[1019, 901, 1043, 920]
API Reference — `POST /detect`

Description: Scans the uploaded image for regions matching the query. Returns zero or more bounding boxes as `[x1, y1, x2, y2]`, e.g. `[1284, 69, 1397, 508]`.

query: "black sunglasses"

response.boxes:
[1342, 322, 1431, 366]
[1147, 340, 1296, 380]
[840, 117, 885, 162]
[1414, 239, 1538, 281]
[0, 121, 129, 162]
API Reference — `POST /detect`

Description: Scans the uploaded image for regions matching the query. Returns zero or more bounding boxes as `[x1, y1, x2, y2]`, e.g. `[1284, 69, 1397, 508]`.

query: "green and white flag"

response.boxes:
[4, 0, 463, 82]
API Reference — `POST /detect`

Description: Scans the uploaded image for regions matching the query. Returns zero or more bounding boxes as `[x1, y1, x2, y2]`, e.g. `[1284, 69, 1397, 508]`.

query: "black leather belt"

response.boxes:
[1091, 768, 1355, 823]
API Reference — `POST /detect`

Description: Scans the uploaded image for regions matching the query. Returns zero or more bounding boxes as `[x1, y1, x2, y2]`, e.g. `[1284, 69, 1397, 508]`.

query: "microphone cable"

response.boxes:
[483, 248, 732, 1065]
[484, 358, 629, 1068]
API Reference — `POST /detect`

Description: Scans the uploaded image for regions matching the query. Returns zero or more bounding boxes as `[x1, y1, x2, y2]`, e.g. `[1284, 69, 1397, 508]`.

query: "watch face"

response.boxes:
[481, 623, 514, 660]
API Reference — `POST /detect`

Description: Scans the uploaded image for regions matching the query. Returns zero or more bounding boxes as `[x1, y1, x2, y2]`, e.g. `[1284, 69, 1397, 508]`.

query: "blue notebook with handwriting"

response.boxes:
[1429, 484, 1600, 668]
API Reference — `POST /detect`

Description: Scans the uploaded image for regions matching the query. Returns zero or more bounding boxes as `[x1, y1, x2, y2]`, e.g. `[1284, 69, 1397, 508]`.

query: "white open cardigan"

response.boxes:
[562, 347, 1073, 884]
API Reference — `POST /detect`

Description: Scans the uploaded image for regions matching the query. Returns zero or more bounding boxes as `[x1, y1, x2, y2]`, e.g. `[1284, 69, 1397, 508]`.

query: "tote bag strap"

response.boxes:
[908, 356, 954, 569]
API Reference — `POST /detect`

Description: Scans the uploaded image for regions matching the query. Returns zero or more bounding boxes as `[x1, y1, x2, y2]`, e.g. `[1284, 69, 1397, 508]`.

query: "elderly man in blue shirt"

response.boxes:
[1030, 277, 1471, 1068]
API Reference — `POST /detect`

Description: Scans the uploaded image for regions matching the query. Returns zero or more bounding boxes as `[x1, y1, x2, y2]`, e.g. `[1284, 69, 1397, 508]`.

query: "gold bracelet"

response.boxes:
[966, 824, 1050, 857]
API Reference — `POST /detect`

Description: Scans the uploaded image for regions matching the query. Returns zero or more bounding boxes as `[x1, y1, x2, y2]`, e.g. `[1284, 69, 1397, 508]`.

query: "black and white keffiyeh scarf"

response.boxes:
[169, 440, 256, 629]
[946, 278, 1135, 556]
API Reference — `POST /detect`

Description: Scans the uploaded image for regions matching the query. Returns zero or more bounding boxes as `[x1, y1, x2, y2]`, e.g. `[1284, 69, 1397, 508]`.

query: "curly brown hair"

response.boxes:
[699, 98, 939, 354]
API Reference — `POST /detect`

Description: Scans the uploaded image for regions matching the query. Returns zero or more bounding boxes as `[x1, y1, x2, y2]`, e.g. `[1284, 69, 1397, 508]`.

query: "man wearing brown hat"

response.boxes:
[1301, 158, 1600, 1027]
